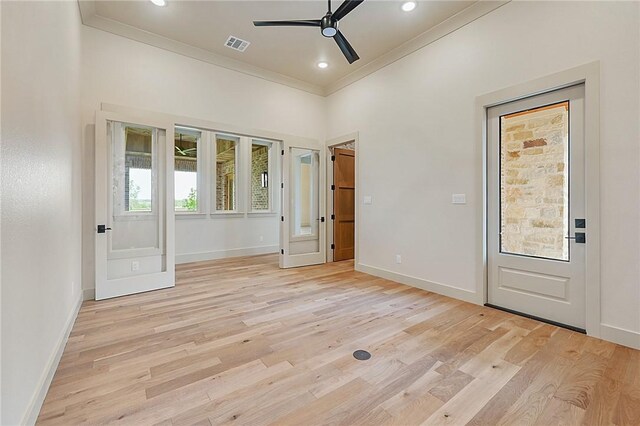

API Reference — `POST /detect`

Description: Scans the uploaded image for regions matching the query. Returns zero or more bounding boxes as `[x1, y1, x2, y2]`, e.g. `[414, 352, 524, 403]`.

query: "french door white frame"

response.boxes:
[476, 62, 601, 337]
[94, 110, 176, 300]
[280, 136, 326, 268]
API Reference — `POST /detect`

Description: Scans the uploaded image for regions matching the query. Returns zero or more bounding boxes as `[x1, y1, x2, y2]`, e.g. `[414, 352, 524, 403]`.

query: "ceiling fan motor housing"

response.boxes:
[321, 14, 338, 37]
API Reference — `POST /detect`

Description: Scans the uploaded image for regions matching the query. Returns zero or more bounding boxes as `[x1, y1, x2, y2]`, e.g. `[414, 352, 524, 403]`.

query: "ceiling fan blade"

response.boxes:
[333, 30, 360, 64]
[253, 19, 321, 27]
[332, 0, 364, 21]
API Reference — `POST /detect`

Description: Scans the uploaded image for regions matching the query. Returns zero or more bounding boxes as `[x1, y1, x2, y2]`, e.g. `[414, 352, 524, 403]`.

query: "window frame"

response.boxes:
[173, 126, 204, 215]
[212, 133, 242, 214]
[249, 139, 274, 213]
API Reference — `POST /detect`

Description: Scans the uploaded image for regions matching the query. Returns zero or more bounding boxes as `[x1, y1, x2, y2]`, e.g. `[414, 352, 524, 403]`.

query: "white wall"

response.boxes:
[81, 26, 326, 296]
[1, 1, 83, 424]
[326, 1, 640, 342]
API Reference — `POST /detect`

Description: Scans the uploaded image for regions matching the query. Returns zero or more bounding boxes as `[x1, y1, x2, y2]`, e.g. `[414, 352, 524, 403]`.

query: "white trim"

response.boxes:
[326, 133, 359, 264]
[476, 61, 601, 336]
[78, 3, 324, 96]
[22, 293, 82, 426]
[78, 0, 507, 97]
[600, 324, 640, 350]
[83, 288, 96, 301]
[356, 263, 478, 304]
[176, 245, 279, 264]
[326, 1, 509, 95]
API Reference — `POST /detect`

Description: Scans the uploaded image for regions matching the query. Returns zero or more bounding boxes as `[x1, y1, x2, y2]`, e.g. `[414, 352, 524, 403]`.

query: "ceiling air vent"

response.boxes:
[224, 36, 250, 52]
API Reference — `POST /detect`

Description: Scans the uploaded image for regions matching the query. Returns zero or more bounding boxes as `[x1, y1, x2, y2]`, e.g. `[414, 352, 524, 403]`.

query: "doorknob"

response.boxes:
[565, 232, 586, 243]
[97, 225, 112, 234]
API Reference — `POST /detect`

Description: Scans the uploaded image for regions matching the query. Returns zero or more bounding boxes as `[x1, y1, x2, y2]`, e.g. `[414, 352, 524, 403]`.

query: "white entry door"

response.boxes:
[280, 138, 326, 268]
[95, 111, 175, 300]
[487, 84, 586, 330]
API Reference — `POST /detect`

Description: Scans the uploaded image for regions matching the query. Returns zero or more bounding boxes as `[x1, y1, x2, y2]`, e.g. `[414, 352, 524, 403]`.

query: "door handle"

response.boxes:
[97, 225, 112, 234]
[565, 232, 586, 243]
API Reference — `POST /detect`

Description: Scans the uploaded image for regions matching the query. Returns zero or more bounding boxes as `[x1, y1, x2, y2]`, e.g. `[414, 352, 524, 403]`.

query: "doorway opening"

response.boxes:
[327, 139, 356, 263]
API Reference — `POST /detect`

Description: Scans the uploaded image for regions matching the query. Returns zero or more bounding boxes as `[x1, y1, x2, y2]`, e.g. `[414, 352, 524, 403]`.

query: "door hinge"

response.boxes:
[281, 249, 284, 255]
[331, 155, 335, 161]
[281, 183, 284, 189]
[331, 184, 335, 191]
[320, 217, 325, 223]
[331, 243, 335, 250]
[281, 149, 284, 155]
[281, 216, 284, 222]
[331, 214, 335, 220]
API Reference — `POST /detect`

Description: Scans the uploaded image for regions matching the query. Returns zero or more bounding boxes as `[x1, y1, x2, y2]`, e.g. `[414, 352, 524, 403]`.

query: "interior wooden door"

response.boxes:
[333, 147, 355, 261]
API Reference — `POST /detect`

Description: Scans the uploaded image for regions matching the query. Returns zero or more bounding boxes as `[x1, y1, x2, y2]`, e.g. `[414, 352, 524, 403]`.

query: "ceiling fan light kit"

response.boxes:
[253, 0, 364, 64]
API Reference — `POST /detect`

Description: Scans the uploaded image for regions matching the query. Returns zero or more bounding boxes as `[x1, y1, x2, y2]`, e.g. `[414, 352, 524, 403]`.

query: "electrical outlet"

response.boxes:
[131, 261, 140, 272]
[396, 255, 402, 264]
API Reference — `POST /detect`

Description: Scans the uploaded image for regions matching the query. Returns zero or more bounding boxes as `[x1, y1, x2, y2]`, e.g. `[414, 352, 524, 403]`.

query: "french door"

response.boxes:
[280, 137, 326, 268]
[95, 111, 175, 300]
[487, 84, 586, 330]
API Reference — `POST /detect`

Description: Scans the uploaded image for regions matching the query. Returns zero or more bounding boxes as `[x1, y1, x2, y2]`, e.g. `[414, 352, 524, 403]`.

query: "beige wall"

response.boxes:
[1, 1, 83, 424]
[326, 1, 640, 344]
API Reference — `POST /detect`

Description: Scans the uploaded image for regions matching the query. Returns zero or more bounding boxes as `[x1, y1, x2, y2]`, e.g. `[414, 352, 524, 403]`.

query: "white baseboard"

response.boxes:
[83, 288, 95, 301]
[600, 323, 640, 350]
[356, 263, 479, 304]
[22, 292, 83, 425]
[176, 245, 279, 264]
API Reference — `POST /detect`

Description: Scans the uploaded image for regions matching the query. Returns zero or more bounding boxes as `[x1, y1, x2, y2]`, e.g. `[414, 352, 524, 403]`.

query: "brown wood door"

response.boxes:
[333, 147, 355, 261]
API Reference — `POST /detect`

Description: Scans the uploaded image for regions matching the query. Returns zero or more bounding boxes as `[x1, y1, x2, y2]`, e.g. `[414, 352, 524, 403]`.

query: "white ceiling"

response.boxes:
[79, 1, 506, 95]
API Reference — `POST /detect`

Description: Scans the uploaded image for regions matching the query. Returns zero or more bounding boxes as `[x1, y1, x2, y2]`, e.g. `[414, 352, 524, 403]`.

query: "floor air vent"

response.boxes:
[225, 36, 250, 52]
[353, 350, 371, 361]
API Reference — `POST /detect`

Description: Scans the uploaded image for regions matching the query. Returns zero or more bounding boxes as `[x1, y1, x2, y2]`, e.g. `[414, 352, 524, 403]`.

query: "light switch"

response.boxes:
[452, 194, 466, 204]
[363, 195, 373, 205]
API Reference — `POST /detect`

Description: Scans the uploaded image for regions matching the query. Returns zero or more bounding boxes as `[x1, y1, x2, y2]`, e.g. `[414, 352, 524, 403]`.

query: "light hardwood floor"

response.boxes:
[38, 254, 640, 425]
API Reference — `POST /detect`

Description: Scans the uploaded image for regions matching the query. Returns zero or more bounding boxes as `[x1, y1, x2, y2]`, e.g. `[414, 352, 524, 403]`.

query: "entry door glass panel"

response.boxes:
[290, 147, 320, 255]
[500, 102, 570, 261]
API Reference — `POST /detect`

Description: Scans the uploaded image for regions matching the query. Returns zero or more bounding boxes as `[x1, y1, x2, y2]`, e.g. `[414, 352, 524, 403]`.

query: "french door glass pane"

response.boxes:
[500, 101, 569, 261]
[290, 147, 319, 238]
[110, 121, 161, 253]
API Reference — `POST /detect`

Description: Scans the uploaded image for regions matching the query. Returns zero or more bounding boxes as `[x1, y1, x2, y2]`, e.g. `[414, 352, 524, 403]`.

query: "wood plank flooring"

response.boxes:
[38, 254, 640, 425]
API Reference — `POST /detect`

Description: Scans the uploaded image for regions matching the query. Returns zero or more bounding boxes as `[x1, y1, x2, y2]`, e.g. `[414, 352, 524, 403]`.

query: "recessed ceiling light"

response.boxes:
[401, 1, 417, 12]
[150, 0, 167, 7]
[317, 61, 329, 69]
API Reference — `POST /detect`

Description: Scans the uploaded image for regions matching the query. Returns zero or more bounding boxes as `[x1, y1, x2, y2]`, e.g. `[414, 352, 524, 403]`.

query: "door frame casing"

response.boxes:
[326, 133, 359, 263]
[476, 61, 601, 337]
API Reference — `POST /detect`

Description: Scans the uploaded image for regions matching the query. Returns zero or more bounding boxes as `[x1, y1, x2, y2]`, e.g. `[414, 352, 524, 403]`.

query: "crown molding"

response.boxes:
[77, 1, 325, 96]
[325, 1, 509, 95]
[78, 1, 509, 97]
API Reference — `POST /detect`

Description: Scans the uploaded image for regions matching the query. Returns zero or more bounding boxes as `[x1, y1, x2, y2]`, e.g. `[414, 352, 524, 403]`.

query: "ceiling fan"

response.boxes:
[253, 0, 364, 64]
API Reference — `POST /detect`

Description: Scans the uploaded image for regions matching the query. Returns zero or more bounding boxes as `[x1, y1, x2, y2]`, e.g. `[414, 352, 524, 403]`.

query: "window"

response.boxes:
[215, 135, 239, 212]
[251, 140, 272, 211]
[174, 127, 201, 212]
